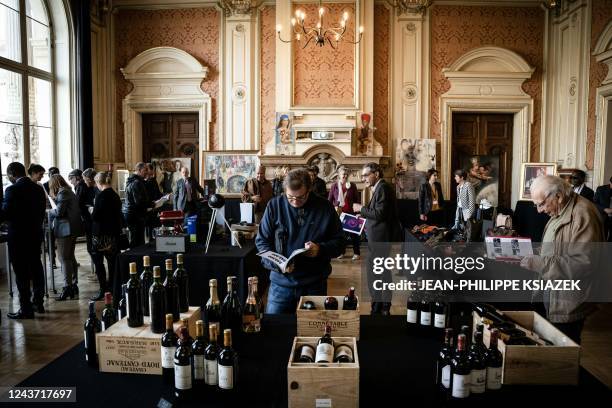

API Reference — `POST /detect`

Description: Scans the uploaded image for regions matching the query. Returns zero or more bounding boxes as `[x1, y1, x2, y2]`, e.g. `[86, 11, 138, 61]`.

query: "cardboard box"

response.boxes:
[97, 307, 201, 375]
[296, 296, 360, 340]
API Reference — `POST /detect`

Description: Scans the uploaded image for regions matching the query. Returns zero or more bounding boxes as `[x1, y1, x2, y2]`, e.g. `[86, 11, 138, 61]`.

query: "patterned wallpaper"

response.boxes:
[114, 8, 220, 161]
[586, 0, 612, 170]
[373, 4, 390, 154]
[260, 6, 276, 150]
[430, 5, 544, 160]
[292, 2, 356, 107]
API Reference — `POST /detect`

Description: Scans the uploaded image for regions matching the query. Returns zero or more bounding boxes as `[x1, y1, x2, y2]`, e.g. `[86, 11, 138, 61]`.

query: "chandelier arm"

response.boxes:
[302, 35, 316, 49]
[277, 32, 293, 44]
[343, 32, 363, 45]
[325, 35, 338, 50]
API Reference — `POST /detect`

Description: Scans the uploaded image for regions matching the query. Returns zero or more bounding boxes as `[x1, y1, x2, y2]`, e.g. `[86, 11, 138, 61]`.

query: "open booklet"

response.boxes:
[154, 194, 172, 209]
[340, 213, 366, 235]
[485, 236, 533, 261]
[257, 247, 309, 273]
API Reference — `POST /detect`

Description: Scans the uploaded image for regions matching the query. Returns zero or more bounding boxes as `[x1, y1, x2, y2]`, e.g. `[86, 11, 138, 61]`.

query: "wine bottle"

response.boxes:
[436, 328, 454, 395]
[485, 329, 503, 391]
[333, 344, 354, 363]
[302, 300, 316, 310]
[242, 277, 261, 333]
[324, 296, 338, 310]
[161, 313, 178, 385]
[174, 253, 189, 313]
[206, 279, 221, 338]
[296, 344, 315, 362]
[221, 276, 242, 338]
[118, 284, 127, 320]
[101, 292, 116, 331]
[419, 300, 432, 327]
[460, 325, 471, 348]
[473, 325, 487, 356]
[174, 326, 193, 401]
[406, 300, 419, 328]
[315, 325, 334, 363]
[449, 333, 471, 400]
[342, 287, 358, 310]
[140, 255, 153, 317]
[149, 266, 167, 334]
[218, 329, 238, 391]
[181, 318, 194, 348]
[468, 331, 487, 395]
[251, 276, 263, 320]
[126, 262, 144, 327]
[204, 323, 220, 388]
[433, 301, 447, 330]
[84, 300, 101, 366]
[164, 259, 180, 321]
[192, 320, 206, 388]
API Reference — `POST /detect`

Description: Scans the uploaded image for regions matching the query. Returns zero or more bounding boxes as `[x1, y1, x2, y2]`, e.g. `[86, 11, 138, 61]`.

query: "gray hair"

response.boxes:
[134, 162, 146, 172]
[530, 175, 572, 200]
[82, 168, 97, 180]
[283, 168, 312, 191]
[363, 162, 381, 177]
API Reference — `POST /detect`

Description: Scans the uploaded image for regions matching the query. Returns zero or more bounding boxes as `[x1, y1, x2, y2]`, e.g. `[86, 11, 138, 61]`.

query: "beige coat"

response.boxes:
[531, 193, 605, 323]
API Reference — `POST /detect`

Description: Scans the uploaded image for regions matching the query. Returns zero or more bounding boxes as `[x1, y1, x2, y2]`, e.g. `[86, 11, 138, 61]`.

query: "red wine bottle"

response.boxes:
[163, 259, 180, 321]
[174, 326, 193, 401]
[161, 313, 178, 386]
[342, 287, 358, 310]
[333, 344, 354, 363]
[218, 329, 238, 392]
[436, 328, 454, 394]
[206, 279, 221, 339]
[252, 276, 263, 320]
[324, 296, 339, 310]
[419, 299, 432, 327]
[84, 300, 101, 366]
[149, 266, 166, 334]
[485, 329, 503, 391]
[174, 253, 189, 313]
[126, 262, 143, 327]
[204, 324, 220, 388]
[140, 255, 153, 317]
[296, 344, 315, 362]
[117, 284, 127, 320]
[181, 318, 194, 348]
[242, 276, 261, 333]
[449, 333, 471, 400]
[192, 320, 206, 388]
[101, 292, 116, 331]
[221, 276, 242, 338]
[468, 331, 487, 395]
[406, 300, 419, 329]
[433, 301, 447, 330]
[315, 325, 334, 363]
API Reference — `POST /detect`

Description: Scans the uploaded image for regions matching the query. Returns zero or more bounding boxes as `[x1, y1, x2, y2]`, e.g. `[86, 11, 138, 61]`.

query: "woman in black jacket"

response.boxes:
[90, 172, 123, 301]
[418, 169, 445, 226]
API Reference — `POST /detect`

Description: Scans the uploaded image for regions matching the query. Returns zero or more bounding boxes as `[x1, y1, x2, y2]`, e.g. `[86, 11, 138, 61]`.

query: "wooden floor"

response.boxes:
[1, 243, 611, 388]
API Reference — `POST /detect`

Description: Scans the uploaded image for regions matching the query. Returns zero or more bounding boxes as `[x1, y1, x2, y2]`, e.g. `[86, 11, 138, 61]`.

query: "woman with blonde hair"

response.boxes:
[48, 174, 83, 300]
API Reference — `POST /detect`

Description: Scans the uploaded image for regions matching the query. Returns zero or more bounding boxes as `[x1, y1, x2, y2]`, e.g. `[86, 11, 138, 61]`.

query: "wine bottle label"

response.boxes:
[471, 369, 486, 394]
[434, 313, 446, 328]
[193, 355, 205, 380]
[420, 311, 432, 326]
[205, 359, 218, 385]
[407, 309, 418, 324]
[334, 345, 353, 362]
[161, 346, 176, 369]
[174, 363, 192, 390]
[441, 365, 451, 388]
[486, 367, 502, 390]
[218, 364, 234, 390]
[451, 373, 470, 398]
[300, 346, 315, 361]
[315, 343, 334, 363]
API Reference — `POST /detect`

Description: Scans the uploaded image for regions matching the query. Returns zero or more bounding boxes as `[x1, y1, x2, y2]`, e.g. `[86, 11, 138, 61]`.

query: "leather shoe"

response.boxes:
[7, 310, 34, 319]
[370, 302, 381, 315]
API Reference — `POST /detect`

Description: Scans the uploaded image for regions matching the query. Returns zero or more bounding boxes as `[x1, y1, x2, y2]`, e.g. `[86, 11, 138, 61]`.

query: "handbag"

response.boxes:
[92, 235, 116, 253]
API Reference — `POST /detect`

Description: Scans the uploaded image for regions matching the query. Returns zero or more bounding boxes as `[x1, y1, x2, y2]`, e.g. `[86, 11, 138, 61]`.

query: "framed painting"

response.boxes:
[203, 152, 259, 197]
[395, 138, 437, 199]
[459, 154, 500, 207]
[519, 163, 557, 200]
[151, 157, 192, 194]
[275, 112, 295, 155]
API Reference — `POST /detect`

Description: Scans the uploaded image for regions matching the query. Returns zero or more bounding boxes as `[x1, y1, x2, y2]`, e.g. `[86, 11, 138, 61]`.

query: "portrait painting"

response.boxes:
[275, 112, 295, 155]
[520, 163, 557, 200]
[395, 138, 436, 199]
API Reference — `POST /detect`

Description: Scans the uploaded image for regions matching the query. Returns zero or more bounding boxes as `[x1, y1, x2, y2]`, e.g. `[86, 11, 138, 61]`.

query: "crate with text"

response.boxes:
[296, 295, 360, 340]
[97, 307, 201, 375]
[287, 336, 359, 408]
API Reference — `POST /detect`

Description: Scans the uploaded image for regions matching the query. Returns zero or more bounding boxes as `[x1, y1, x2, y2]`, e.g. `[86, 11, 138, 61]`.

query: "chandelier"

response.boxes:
[217, 0, 263, 16]
[385, 0, 431, 15]
[276, 0, 363, 50]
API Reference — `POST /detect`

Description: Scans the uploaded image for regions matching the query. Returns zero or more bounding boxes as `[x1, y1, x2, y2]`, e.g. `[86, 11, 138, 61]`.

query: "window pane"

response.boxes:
[27, 17, 50, 72]
[1, 122, 24, 188]
[30, 125, 52, 170]
[0, 3, 21, 63]
[29, 77, 52, 128]
[0, 1, 19, 10]
[26, 0, 48, 25]
[0, 68, 22, 124]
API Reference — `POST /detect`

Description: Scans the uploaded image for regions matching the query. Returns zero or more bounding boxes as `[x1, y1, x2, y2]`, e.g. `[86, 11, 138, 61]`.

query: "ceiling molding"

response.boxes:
[112, 0, 217, 10]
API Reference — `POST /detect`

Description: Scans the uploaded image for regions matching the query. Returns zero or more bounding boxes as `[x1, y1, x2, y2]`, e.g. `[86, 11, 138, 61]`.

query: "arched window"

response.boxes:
[0, 0, 72, 184]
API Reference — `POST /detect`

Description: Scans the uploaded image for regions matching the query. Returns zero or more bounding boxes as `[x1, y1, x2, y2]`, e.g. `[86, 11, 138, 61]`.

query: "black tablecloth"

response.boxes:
[114, 241, 265, 308]
[16, 315, 610, 407]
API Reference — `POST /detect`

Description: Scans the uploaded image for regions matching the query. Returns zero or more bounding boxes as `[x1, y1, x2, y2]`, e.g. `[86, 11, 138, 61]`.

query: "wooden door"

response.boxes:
[142, 113, 199, 179]
[451, 113, 513, 209]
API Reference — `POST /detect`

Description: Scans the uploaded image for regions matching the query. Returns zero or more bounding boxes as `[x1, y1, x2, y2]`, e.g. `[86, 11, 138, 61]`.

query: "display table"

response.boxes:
[514, 200, 550, 241]
[114, 241, 265, 308]
[17, 315, 610, 407]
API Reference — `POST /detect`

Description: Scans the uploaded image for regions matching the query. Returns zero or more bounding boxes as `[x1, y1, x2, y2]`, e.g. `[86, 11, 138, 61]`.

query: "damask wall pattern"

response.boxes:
[430, 5, 544, 161]
[586, 0, 612, 170]
[293, 3, 356, 107]
[260, 6, 276, 150]
[114, 8, 220, 161]
[373, 4, 390, 155]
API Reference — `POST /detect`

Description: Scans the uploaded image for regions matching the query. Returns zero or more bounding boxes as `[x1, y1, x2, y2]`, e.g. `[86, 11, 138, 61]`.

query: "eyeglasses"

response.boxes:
[286, 192, 309, 202]
[533, 193, 552, 209]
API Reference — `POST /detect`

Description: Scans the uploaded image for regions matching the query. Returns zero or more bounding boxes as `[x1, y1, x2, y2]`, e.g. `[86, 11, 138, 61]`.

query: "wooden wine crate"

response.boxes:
[97, 307, 201, 375]
[287, 336, 359, 408]
[473, 310, 580, 385]
[296, 296, 360, 340]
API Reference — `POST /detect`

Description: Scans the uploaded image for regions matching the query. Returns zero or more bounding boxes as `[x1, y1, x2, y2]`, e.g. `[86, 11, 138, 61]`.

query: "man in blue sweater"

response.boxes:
[256, 168, 345, 314]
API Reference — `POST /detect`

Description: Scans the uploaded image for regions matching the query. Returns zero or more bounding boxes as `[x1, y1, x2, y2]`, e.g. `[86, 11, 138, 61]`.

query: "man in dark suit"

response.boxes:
[570, 169, 594, 201]
[307, 166, 327, 198]
[594, 176, 612, 241]
[0, 162, 47, 319]
[353, 162, 401, 315]
[174, 166, 204, 217]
